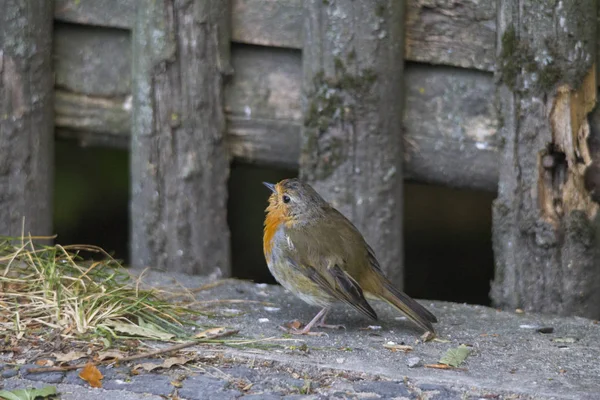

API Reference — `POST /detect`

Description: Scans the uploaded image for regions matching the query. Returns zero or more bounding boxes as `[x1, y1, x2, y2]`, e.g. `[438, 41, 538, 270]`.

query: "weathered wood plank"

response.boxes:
[492, 0, 600, 318]
[231, 0, 303, 49]
[0, 1, 54, 238]
[404, 65, 498, 191]
[54, 0, 135, 30]
[406, 0, 495, 71]
[227, 117, 300, 169]
[55, 90, 130, 148]
[301, 0, 407, 287]
[53, 0, 500, 71]
[131, 1, 232, 275]
[225, 45, 301, 121]
[54, 22, 131, 97]
[54, 34, 499, 191]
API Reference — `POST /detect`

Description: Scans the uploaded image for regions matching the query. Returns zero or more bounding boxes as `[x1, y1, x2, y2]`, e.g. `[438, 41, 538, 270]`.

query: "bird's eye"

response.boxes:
[282, 195, 291, 203]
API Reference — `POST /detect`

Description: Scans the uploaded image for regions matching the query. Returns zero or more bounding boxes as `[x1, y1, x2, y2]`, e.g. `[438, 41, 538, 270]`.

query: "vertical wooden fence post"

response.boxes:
[0, 1, 54, 238]
[492, 0, 600, 318]
[301, 1, 406, 287]
[131, 1, 232, 275]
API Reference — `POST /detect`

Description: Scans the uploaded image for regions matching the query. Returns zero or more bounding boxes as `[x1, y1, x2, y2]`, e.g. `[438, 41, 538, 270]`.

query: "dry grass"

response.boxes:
[0, 235, 195, 341]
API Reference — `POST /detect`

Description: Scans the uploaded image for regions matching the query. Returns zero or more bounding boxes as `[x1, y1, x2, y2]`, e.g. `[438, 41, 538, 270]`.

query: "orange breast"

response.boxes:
[263, 208, 285, 257]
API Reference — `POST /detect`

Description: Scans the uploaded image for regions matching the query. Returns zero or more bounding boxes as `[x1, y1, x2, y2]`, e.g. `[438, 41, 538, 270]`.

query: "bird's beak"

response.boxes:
[262, 182, 276, 193]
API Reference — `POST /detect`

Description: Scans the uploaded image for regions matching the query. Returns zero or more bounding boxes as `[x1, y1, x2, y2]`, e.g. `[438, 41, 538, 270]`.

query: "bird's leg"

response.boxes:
[299, 307, 329, 334]
[280, 308, 344, 336]
[313, 309, 345, 330]
[280, 308, 329, 336]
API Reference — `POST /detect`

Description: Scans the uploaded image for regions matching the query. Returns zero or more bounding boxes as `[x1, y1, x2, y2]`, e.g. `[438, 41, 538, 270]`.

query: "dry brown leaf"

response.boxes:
[134, 356, 194, 372]
[53, 351, 88, 363]
[79, 362, 103, 388]
[97, 350, 125, 361]
[162, 356, 193, 369]
[282, 320, 302, 330]
[195, 327, 226, 339]
[133, 362, 162, 372]
[35, 359, 54, 366]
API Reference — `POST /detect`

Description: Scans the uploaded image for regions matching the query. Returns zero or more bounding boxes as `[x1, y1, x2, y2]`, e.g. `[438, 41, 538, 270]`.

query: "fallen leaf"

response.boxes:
[133, 362, 162, 372]
[439, 344, 471, 367]
[162, 356, 193, 368]
[283, 320, 302, 330]
[97, 350, 125, 361]
[195, 327, 226, 339]
[105, 320, 175, 340]
[53, 351, 88, 363]
[35, 359, 53, 367]
[383, 343, 413, 352]
[79, 363, 103, 388]
[134, 356, 193, 372]
[0, 386, 57, 400]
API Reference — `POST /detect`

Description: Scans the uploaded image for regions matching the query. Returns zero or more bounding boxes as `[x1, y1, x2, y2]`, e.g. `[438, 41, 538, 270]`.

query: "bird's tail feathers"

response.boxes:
[379, 280, 437, 333]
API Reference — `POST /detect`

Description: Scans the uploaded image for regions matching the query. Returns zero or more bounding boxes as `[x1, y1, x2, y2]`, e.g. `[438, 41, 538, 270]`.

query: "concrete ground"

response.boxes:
[1, 269, 598, 399]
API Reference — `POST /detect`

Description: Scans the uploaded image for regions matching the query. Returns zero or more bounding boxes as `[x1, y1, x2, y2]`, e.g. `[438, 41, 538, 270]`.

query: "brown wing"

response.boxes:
[284, 256, 377, 321]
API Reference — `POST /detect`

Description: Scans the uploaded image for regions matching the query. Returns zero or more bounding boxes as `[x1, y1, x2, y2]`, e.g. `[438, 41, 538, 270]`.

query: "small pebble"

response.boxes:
[336, 358, 345, 364]
[406, 357, 421, 368]
[258, 318, 270, 323]
[264, 307, 281, 312]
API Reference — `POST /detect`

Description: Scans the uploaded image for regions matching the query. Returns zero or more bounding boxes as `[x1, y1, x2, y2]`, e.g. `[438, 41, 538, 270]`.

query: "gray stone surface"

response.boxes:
[20, 364, 65, 384]
[2, 270, 599, 400]
[0, 378, 164, 400]
[105, 373, 173, 396]
[136, 269, 600, 400]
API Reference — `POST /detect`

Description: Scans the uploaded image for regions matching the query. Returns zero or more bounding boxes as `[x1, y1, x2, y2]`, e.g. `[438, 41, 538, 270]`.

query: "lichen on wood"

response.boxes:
[492, 0, 600, 318]
[301, 0, 406, 286]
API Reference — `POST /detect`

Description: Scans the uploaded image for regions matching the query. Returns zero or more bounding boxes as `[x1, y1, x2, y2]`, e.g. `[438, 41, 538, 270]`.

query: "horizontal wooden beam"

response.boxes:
[54, 0, 498, 71]
[55, 63, 500, 191]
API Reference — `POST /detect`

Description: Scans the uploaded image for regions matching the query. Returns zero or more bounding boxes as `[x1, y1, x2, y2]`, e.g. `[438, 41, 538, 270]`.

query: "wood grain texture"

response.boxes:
[0, 1, 54, 238]
[54, 0, 135, 29]
[54, 30, 499, 190]
[55, 90, 130, 148]
[492, 0, 600, 318]
[53, 0, 499, 70]
[403, 65, 498, 191]
[54, 23, 131, 97]
[405, 0, 495, 71]
[231, 0, 303, 49]
[131, 0, 232, 275]
[301, 0, 406, 287]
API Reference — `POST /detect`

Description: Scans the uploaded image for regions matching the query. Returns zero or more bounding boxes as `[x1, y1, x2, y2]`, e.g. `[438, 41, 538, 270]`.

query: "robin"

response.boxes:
[262, 178, 437, 336]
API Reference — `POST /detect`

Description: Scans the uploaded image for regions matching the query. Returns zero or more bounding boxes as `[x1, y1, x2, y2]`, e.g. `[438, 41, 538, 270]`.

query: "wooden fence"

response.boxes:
[1, 0, 599, 319]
